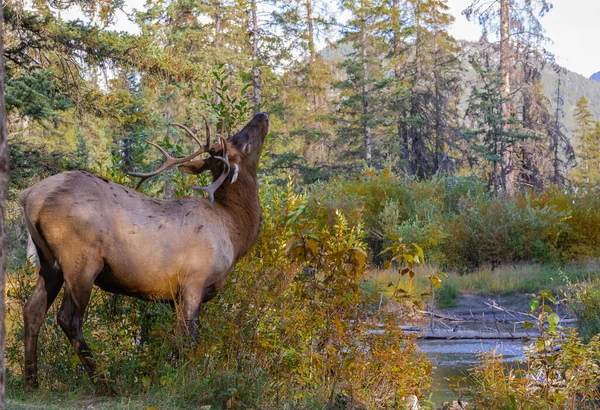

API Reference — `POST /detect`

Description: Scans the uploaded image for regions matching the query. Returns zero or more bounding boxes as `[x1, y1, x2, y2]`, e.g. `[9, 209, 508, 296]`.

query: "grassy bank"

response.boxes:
[7, 391, 203, 410]
[367, 260, 600, 309]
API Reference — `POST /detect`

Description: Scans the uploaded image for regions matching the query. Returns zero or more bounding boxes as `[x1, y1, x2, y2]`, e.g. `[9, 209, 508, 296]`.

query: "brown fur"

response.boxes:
[18, 113, 269, 388]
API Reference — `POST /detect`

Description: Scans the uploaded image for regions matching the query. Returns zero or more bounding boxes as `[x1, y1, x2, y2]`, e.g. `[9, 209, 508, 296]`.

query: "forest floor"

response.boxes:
[6, 392, 204, 409]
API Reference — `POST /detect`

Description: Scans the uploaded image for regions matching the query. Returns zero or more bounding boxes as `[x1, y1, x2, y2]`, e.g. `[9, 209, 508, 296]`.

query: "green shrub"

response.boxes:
[6, 181, 432, 408]
[567, 278, 600, 342]
[310, 171, 594, 272]
[461, 292, 600, 409]
[436, 281, 459, 309]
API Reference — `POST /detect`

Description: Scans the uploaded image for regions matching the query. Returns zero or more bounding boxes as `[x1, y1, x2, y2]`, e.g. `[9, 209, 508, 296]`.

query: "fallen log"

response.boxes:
[419, 310, 467, 322]
[415, 330, 538, 340]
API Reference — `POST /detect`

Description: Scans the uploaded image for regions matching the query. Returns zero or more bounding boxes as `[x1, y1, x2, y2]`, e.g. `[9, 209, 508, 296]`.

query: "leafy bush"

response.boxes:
[566, 278, 600, 342]
[312, 171, 598, 272]
[436, 281, 459, 309]
[6, 181, 432, 408]
[461, 292, 600, 409]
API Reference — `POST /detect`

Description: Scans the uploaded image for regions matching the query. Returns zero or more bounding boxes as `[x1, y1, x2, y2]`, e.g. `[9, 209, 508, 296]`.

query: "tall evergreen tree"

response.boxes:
[547, 71, 575, 185]
[464, 0, 553, 193]
[335, 0, 388, 165]
[386, 0, 462, 177]
[572, 96, 599, 184]
[464, 56, 530, 192]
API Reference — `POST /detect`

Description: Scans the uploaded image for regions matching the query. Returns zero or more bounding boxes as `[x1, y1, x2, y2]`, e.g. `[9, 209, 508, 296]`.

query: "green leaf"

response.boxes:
[548, 313, 560, 331]
[412, 243, 424, 260]
[529, 300, 539, 313]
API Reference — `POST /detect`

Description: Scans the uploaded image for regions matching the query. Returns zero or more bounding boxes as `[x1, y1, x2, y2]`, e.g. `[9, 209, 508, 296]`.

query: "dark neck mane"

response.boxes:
[213, 167, 261, 261]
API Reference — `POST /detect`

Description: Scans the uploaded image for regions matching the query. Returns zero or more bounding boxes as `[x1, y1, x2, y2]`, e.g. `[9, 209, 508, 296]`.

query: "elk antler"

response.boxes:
[193, 133, 230, 204]
[129, 115, 233, 202]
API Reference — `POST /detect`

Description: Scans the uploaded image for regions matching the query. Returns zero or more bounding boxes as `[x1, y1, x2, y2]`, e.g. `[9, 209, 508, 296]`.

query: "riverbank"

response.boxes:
[417, 291, 574, 406]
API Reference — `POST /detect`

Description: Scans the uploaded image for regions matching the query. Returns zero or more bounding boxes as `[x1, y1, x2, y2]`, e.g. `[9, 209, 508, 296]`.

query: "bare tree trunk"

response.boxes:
[0, 3, 8, 407]
[361, 24, 371, 163]
[250, 0, 262, 112]
[305, 1, 319, 109]
[433, 31, 442, 172]
[214, 0, 222, 106]
[500, 0, 515, 194]
[552, 75, 562, 184]
[392, 0, 409, 169]
[410, 4, 424, 178]
[306, 1, 316, 63]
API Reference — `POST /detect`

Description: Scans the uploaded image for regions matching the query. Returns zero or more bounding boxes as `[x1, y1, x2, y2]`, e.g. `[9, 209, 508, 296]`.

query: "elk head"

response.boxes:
[130, 112, 269, 204]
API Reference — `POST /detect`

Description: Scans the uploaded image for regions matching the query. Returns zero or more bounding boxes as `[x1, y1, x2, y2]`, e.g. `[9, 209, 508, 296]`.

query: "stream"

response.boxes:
[418, 338, 527, 404]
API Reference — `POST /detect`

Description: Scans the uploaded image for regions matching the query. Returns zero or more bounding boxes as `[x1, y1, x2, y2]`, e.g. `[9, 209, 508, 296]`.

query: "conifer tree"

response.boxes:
[385, 0, 462, 177]
[335, 0, 388, 165]
[464, 0, 553, 193]
[572, 96, 599, 184]
[547, 72, 575, 185]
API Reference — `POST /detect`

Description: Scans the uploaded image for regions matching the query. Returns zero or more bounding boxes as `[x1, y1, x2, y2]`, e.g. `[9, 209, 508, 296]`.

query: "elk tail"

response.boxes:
[26, 234, 38, 267]
[18, 190, 57, 268]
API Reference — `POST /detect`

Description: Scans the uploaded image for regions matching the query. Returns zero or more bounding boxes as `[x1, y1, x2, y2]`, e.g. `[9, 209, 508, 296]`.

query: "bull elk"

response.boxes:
[18, 112, 270, 389]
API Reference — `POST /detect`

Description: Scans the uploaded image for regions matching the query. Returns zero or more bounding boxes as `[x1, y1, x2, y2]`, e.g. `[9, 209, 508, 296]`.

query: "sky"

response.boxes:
[63, 0, 600, 79]
[445, 0, 600, 78]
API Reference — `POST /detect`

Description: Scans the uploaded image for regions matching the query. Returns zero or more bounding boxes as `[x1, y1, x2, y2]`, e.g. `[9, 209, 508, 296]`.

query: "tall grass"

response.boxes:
[449, 261, 600, 295]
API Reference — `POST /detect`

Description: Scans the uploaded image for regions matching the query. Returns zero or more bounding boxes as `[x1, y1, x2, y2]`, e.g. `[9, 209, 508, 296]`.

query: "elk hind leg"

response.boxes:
[56, 258, 102, 383]
[23, 251, 64, 389]
[180, 286, 205, 343]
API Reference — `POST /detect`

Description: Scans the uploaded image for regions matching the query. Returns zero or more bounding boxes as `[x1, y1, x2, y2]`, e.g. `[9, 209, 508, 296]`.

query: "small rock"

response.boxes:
[405, 395, 420, 409]
[327, 392, 367, 410]
[442, 400, 469, 409]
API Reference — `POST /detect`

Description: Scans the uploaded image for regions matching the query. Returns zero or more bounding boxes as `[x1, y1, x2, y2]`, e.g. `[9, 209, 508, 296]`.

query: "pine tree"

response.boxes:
[463, 57, 530, 192]
[335, 0, 388, 165]
[547, 71, 575, 185]
[572, 96, 599, 184]
[385, 0, 462, 177]
[464, 0, 553, 194]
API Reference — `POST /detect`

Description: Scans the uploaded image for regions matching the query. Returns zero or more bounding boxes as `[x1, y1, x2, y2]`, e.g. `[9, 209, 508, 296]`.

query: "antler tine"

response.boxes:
[129, 126, 210, 186]
[171, 122, 205, 149]
[197, 113, 211, 149]
[193, 159, 229, 204]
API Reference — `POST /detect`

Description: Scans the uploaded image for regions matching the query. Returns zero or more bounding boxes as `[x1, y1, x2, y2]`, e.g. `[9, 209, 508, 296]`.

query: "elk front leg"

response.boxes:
[23, 262, 64, 389]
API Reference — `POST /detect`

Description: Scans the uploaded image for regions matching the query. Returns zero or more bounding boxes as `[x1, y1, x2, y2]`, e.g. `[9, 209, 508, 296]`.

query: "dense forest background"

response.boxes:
[6, 0, 600, 195]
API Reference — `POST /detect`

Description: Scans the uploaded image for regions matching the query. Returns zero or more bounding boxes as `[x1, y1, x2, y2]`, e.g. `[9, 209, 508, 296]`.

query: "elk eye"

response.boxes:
[243, 143, 252, 154]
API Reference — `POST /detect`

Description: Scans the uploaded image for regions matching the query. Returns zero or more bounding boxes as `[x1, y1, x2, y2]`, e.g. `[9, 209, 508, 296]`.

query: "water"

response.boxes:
[418, 339, 527, 404]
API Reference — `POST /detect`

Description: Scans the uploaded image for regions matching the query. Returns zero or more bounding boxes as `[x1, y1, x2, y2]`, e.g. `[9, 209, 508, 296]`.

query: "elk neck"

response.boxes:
[213, 169, 261, 261]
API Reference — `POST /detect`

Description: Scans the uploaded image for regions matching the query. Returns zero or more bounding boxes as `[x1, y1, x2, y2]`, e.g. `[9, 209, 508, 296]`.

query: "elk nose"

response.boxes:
[254, 112, 269, 122]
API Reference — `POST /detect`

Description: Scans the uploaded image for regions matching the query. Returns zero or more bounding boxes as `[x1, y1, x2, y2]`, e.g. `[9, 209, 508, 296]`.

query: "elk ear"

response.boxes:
[178, 159, 207, 175]
[242, 143, 252, 154]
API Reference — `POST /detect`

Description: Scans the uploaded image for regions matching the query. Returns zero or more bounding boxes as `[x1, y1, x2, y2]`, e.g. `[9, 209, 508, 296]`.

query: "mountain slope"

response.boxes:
[319, 41, 600, 135]
[591, 72, 600, 83]
[541, 67, 600, 133]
